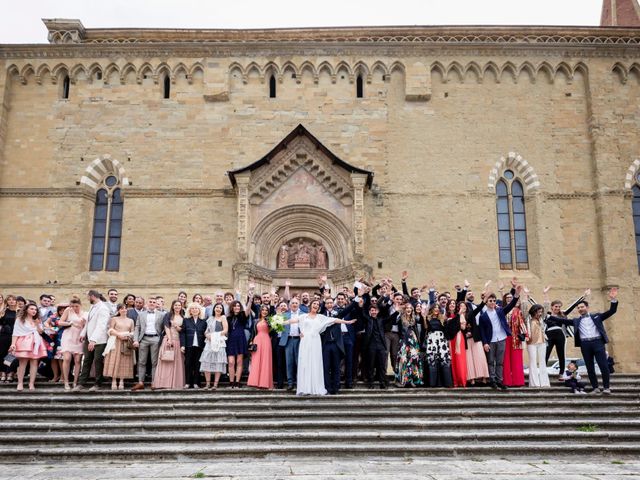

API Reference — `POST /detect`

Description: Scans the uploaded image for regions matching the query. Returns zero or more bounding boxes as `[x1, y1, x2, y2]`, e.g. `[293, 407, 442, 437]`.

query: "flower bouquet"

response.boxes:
[268, 314, 286, 334]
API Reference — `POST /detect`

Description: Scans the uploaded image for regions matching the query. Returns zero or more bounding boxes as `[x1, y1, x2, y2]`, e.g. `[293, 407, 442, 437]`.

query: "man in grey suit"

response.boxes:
[131, 297, 165, 391]
[74, 290, 111, 391]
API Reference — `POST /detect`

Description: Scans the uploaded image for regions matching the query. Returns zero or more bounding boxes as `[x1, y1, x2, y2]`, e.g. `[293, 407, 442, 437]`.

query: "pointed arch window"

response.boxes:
[496, 170, 529, 270]
[356, 74, 364, 98]
[90, 175, 123, 271]
[163, 74, 171, 99]
[269, 74, 277, 98]
[632, 183, 640, 272]
[61, 75, 70, 99]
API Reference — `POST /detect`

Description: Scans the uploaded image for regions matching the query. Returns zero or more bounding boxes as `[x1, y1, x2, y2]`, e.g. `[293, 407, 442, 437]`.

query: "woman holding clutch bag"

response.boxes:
[153, 300, 185, 390]
[200, 303, 228, 390]
[247, 304, 273, 390]
[103, 304, 135, 390]
[8, 302, 47, 391]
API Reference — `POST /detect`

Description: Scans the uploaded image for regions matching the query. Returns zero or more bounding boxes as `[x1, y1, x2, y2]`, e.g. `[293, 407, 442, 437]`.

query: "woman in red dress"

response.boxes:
[502, 292, 527, 387]
[247, 305, 273, 390]
[444, 300, 468, 388]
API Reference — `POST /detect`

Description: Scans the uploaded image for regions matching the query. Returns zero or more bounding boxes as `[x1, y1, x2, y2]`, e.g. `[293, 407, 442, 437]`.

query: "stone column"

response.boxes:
[235, 173, 250, 262]
[351, 173, 367, 259]
[0, 64, 9, 181]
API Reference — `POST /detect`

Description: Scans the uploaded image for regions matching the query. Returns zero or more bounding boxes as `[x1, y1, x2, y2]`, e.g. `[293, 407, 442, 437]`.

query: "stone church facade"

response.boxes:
[0, 5, 639, 370]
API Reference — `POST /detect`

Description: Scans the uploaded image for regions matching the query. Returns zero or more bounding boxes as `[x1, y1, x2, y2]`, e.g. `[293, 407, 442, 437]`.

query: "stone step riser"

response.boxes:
[1, 444, 640, 460]
[2, 410, 638, 421]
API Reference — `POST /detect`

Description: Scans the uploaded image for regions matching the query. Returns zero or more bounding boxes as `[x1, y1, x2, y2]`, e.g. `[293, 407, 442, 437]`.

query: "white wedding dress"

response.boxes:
[296, 313, 336, 396]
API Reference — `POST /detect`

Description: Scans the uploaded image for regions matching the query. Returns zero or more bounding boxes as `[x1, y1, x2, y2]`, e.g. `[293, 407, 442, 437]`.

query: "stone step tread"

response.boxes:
[3, 418, 639, 430]
[5, 430, 640, 442]
[1, 443, 639, 458]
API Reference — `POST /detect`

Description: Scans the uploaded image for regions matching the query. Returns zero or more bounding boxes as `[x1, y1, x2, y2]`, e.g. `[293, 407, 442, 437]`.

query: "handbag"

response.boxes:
[248, 343, 257, 352]
[160, 344, 175, 362]
[3, 353, 17, 367]
[120, 337, 134, 355]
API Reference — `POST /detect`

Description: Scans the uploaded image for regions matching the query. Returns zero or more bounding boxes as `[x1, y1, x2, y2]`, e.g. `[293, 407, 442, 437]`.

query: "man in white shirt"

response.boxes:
[74, 290, 111, 391]
[280, 298, 303, 391]
[131, 297, 165, 391]
[106, 289, 119, 317]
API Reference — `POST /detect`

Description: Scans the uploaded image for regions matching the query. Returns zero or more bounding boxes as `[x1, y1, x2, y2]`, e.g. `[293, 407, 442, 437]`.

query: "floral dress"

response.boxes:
[395, 322, 423, 387]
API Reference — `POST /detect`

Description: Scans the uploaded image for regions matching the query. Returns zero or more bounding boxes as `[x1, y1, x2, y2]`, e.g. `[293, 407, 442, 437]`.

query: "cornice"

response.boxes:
[0, 187, 235, 198]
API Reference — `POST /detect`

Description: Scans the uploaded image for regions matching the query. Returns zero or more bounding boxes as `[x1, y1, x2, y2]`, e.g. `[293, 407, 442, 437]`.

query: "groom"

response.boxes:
[321, 297, 345, 395]
[279, 298, 303, 391]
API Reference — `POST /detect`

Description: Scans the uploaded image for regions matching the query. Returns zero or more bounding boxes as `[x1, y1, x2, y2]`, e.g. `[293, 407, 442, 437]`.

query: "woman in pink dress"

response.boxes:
[502, 293, 526, 387]
[58, 296, 87, 391]
[153, 300, 185, 390]
[8, 302, 47, 391]
[247, 305, 273, 390]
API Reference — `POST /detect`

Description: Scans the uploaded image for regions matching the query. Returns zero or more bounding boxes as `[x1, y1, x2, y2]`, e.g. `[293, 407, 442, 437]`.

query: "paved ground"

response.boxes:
[1, 456, 639, 479]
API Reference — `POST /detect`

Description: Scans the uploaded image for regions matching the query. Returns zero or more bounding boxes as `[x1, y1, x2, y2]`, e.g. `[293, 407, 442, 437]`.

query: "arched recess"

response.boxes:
[624, 158, 640, 189]
[251, 205, 352, 271]
[80, 154, 129, 193]
[488, 152, 540, 193]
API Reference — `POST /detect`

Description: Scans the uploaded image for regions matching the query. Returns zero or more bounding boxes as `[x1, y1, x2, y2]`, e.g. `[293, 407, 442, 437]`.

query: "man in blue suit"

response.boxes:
[279, 297, 304, 391]
[479, 284, 521, 390]
[547, 287, 618, 394]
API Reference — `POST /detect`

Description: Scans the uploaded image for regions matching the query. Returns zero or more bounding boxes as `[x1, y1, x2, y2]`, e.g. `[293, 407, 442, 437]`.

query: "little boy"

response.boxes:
[561, 361, 586, 394]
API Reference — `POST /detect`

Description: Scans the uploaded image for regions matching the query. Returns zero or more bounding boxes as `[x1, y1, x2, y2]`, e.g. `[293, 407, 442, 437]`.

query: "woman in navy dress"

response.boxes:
[226, 297, 253, 388]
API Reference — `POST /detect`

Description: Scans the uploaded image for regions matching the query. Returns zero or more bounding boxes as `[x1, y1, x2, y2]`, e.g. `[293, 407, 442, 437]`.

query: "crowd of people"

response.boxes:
[0, 273, 619, 395]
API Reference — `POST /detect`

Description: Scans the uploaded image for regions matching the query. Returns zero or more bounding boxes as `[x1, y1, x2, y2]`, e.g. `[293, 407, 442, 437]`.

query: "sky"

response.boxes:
[0, 0, 604, 44]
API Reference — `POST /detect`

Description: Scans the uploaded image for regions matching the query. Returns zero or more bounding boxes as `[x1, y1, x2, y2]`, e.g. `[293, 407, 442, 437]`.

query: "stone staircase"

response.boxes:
[0, 375, 638, 460]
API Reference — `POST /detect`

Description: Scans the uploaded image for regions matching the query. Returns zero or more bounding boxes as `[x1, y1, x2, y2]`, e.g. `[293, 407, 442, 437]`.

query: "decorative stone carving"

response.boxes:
[277, 238, 328, 269]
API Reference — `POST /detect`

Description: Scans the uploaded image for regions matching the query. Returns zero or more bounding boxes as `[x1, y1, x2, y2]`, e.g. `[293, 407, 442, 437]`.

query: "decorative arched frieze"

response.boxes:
[79, 155, 129, 193]
[488, 152, 540, 193]
[251, 205, 353, 270]
[624, 159, 640, 189]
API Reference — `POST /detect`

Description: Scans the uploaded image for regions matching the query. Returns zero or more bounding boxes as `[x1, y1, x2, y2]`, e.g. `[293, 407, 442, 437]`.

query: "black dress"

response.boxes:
[0, 309, 17, 372]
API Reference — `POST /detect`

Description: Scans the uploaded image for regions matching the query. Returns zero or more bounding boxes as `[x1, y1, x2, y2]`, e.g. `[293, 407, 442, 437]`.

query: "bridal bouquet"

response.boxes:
[268, 314, 286, 334]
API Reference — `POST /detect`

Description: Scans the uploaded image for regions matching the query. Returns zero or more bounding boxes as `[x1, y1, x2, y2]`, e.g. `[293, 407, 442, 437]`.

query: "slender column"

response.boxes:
[351, 173, 367, 259]
[235, 173, 250, 262]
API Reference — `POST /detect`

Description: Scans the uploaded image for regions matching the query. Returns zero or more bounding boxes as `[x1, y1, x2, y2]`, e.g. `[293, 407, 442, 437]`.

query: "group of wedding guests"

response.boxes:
[0, 274, 619, 395]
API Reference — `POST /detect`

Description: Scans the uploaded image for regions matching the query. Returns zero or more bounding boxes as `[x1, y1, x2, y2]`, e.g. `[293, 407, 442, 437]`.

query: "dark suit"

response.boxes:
[321, 317, 344, 394]
[180, 317, 208, 387]
[362, 312, 389, 388]
[547, 300, 618, 390]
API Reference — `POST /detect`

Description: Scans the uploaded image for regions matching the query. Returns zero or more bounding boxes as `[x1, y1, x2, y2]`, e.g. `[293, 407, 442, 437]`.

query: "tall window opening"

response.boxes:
[269, 74, 277, 98]
[496, 169, 529, 270]
[356, 75, 364, 98]
[61, 75, 70, 99]
[90, 175, 123, 271]
[633, 183, 640, 272]
[163, 75, 171, 99]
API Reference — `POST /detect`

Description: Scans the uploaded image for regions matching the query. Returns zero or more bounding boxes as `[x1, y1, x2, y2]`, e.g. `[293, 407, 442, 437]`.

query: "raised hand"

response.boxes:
[430, 279, 436, 289]
[511, 277, 518, 288]
[543, 285, 551, 294]
[285, 280, 291, 287]
[464, 279, 470, 289]
[321, 275, 328, 283]
[401, 270, 408, 281]
[609, 287, 618, 300]
[498, 282, 505, 292]
[515, 284, 523, 295]
[584, 288, 591, 297]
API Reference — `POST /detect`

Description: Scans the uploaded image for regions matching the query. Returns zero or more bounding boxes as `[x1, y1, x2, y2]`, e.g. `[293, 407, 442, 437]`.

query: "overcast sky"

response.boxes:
[0, 0, 604, 44]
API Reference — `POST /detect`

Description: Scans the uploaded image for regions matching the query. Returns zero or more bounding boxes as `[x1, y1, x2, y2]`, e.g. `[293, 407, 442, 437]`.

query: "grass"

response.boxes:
[611, 460, 625, 465]
[577, 424, 598, 432]
[191, 471, 206, 479]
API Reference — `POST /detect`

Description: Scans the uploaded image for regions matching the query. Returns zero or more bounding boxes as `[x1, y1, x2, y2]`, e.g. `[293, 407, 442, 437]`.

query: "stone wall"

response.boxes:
[0, 40, 638, 370]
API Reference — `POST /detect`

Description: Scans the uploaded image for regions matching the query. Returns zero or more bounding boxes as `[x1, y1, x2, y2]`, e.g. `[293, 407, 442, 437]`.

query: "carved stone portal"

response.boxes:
[278, 237, 328, 269]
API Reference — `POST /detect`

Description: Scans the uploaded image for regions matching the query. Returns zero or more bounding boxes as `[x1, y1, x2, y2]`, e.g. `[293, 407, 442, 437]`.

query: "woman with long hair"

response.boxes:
[395, 303, 423, 387]
[8, 302, 47, 391]
[226, 298, 253, 388]
[502, 292, 527, 387]
[0, 294, 18, 383]
[153, 300, 185, 390]
[462, 299, 489, 386]
[103, 304, 135, 390]
[43, 304, 67, 383]
[423, 304, 453, 388]
[199, 303, 228, 390]
[526, 303, 550, 387]
[247, 304, 273, 390]
[445, 302, 468, 388]
[58, 296, 86, 390]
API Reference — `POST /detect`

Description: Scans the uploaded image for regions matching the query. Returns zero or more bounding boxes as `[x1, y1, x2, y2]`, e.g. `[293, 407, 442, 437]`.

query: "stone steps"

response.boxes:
[0, 375, 636, 460]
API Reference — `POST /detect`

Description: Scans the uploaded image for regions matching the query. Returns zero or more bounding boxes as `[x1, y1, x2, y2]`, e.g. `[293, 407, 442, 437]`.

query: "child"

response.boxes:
[561, 361, 586, 394]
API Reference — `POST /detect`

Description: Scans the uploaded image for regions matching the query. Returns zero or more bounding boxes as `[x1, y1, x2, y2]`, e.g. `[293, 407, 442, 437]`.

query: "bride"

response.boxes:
[284, 299, 355, 396]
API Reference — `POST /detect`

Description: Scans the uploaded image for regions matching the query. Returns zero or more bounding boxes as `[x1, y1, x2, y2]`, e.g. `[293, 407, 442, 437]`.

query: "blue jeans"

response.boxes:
[580, 338, 610, 390]
[284, 337, 300, 386]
